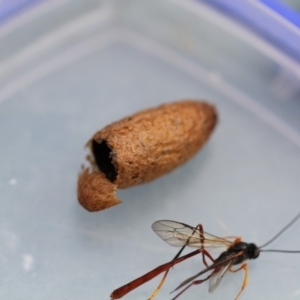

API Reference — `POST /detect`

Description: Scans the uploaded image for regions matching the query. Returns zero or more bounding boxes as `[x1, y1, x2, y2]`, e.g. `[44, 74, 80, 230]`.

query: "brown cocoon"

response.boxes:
[77, 168, 121, 211]
[78, 100, 217, 211]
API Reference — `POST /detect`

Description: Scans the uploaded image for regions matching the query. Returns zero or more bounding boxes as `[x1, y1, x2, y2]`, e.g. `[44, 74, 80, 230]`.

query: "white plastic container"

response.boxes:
[0, 1, 300, 299]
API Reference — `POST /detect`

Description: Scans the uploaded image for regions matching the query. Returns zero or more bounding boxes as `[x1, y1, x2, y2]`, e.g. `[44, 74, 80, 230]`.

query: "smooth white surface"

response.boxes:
[0, 1, 300, 299]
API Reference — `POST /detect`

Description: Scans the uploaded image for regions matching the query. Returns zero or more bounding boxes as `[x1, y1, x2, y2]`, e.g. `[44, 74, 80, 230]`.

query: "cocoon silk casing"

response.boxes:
[78, 100, 218, 211]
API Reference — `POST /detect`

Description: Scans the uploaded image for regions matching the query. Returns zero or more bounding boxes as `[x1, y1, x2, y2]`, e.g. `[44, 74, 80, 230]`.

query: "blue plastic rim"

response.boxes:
[1, 0, 300, 62]
[0, 0, 44, 24]
[201, 0, 300, 63]
[260, 0, 300, 27]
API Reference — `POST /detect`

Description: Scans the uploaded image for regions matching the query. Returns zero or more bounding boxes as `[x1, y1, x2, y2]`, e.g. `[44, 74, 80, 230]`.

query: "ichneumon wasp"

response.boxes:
[111, 212, 300, 299]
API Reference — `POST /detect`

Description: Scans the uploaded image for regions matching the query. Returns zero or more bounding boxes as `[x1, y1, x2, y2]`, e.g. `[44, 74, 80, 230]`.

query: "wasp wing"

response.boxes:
[172, 252, 240, 294]
[152, 220, 232, 250]
[208, 259, 233, 293]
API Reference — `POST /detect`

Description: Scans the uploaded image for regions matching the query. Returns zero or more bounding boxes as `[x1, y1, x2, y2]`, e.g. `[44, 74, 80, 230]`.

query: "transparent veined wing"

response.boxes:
[152, 220, 232, 250]
[171, 252, 241, 298]
[208, 260, 233, 293]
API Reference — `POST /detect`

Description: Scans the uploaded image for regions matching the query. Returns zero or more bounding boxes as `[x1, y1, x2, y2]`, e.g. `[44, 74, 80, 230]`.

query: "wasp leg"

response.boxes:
[147, 268, 169, 300]
[148, 248, 212, 300]
[229, 263, 248, 300]
[147, 241, 189, 300]
[196, 224, 215, 267]
[171, 273, 213, 300]
[220, 236, 239, 240]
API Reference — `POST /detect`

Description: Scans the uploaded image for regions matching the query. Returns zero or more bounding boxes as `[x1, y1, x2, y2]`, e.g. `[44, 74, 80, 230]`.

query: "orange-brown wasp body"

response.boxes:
[111, 214, 300, 300]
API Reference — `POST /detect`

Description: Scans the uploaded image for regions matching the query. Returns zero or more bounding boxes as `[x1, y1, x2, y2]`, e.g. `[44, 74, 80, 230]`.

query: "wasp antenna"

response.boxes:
[260, 249, 300, 253]
[259, 212, 300, 249]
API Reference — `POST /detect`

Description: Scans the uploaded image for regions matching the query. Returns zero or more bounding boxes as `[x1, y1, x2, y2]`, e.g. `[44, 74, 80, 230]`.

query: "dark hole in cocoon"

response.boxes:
[92, 140, 117, 182]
